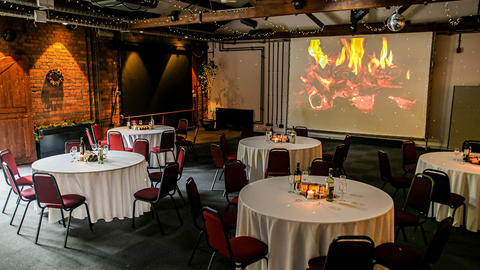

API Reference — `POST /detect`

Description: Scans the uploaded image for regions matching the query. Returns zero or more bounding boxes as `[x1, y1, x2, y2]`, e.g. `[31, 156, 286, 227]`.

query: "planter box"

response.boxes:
[37, 124, 91, 159]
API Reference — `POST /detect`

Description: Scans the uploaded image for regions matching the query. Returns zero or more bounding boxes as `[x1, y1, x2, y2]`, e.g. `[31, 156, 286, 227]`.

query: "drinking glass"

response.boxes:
[92, 143, 98, 152]
[288, 175, 296, 193]
[302, 171, 309, 182]
[454, 148, 460, 161]
[338, 175, 347, 199]
[70, 146, 77, 162]
[103, 145, 109, 158]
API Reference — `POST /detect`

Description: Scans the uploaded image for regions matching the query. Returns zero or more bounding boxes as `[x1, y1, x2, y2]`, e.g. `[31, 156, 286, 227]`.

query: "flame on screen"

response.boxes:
[300, 37, 414, 113]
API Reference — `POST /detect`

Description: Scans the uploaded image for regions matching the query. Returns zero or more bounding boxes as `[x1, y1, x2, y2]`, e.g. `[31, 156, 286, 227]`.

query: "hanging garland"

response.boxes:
[46, 69, 64, 87]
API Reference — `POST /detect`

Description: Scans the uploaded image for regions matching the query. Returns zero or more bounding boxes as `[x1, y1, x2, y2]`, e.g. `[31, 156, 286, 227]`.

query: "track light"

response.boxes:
[386, 10, 406, 32]
[240, 19, 258, 28]
[168, 10, 180, 22]
[291, 0, 305, 10]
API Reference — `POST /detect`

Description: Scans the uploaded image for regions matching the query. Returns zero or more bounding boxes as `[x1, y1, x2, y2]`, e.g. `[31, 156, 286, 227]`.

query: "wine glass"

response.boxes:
[338, 175, 347, 199]
[103, 145, 109, 158]
[454, 148, 460, 162]
[288, 175, 296, 193]
[92, 143, 98, 152]
[70, 146, 77, 162]
[302, 171, 309, 182]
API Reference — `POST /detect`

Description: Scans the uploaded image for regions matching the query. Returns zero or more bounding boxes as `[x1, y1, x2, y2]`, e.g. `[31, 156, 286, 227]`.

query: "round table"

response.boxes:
[416, 151, 480, 231]
[32, 151, 150, 223]
[108, 125, 175, 167]
[237, 136, 322, 182]
[237, 176, 394, 270]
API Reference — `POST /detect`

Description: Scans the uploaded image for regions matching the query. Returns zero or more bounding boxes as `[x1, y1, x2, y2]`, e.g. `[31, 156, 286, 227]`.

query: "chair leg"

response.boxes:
[420, 224, 428, 245]
[60, 209, 66, 228]
[132, 199, 137, 229]
[169, 195, 183, 225]
[188, 230, 203, 266]
[392, 189, 399, 201]
[151, 203, 165, 234]
[401, 227, 408, 242]
[64, 210, 73, 248]
[2, 188, 12, 214]
[35, 208, 45, 244]
[211, 169, 219, 191]
[83, 203, 94, 232]
[394, 227, 400, 242]
[17, 200, 32, 235]
[176, 184, 186, 206]
[402, 188, 407, 202]
[207, 251, 216, 270]
[155, 153, 161, 169]
[10, 195, 21, 226]
[380, 182, 386, 190]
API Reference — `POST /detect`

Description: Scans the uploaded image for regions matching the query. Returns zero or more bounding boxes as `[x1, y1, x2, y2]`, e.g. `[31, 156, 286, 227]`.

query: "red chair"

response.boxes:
[150, 130, 175, 168]
[402, 140, 417, 175]
[107, 131, 132, 151]
[210, 144, 225, 191]
[219, 133, 237, 161]
[294, 126, 308, 137]
[186, 177, 237, 266]
[133, 138, 150, 167]
[378, 150, 412, 201]
[0, 149, 33, 214]
[176, 126, 199, 159]
[266, 148, 290, 177]
[132, 162, 182, 232]
[395, 173, 434, 245]
[308, 235, 375, 270]
[91, 124, 108, 146]
[224, 160, 248, 211]
[176, 118, 188, 141]
[375, 217, 453, 270]
[310, 158, 336, 176]
[1, 162, 35, 233]
[85, 127, 96, 149]
[32, 172, 93, 247]
[64, 140, 81, 154]
[202, 206, 268, 270]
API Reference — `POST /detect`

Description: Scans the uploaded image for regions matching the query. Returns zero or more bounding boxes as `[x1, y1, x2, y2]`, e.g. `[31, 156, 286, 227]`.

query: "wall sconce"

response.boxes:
[168, 10, 180, 22]
[291, 0, 305, 10]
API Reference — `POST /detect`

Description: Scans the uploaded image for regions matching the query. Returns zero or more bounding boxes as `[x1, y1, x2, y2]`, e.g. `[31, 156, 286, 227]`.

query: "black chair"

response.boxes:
[294, 126, 308, 137]
[332, 144, 347, 176]
[462, 140, 480, 152]
[310, 158, 336, 176]
[378, 150, 412, 201]
[375, 217, 453, 270]
[402, 140, 418, 176]
[224, 160, 248, 211]
[210, 144, 225, 191]
[308, 235, 375, 270]
[150, 130, 176, 169]
[395, 173, 434, 245]
[423, 169, 466, 226]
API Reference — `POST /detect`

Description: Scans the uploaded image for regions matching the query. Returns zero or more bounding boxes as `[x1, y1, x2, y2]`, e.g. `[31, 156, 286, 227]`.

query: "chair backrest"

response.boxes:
[1, 161, 21, 195]
[160, 130, 175, 150]
[241, 128, 254, 138]
[133, 138, 149, 164]
[177, 147, 186, 179]
[65, 140, 81, 154]
[158, 162, 179, 199]
[402, 140, 417, 166]
[377, 150, 392, 182]
[211, 144, 225, 169]
[266, 148, 290, 177]
[91, 124, 103, 141]
[86, 127, 96, 147]
[423, 169, 451, 205]
[32, 172, 64, 209]
[333, 144, 346, 169]
[202, 206, 233, 260]
[192, 126, 199, 145]
[323, 235, 375, 270]
[186, 177, 203, 230]
[404, 173, 434, 215]
[219, 133, 229, 158]
[310, 158, 335, 176]
[108, 131, 126, 151]
[294, 126, 308, 137]
[462, 140, 480, 152]
[0, 149, 19, 177]
[177, 118, 188, 136]
[343, 135, 351, 160]
[424, 217, 454, 264]
[224, 160, 248, 194]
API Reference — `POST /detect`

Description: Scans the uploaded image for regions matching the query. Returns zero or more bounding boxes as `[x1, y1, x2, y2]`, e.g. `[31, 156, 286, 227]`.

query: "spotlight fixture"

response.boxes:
[291, 0, 305, 10]
[350, 9, 369, 32]
[168, 10, 180, 22]
[386, 10, 406, 32]
[240, 19, 258, 28]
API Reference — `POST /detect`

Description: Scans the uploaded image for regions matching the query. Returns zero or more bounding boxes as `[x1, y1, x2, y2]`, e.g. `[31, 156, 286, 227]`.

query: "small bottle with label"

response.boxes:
[294, 162, 302, 191]
[127, 116, 131, 129]
[326, 168, 335, 202]
[150, 116, 155, 129]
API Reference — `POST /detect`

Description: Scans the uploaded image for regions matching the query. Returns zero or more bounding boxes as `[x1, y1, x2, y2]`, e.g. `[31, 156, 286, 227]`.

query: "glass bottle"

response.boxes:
[294, 162, 302, 191]
[127, 116, 131, 129]
[326, 168, 335, 202]
[150, 115, 155, 129]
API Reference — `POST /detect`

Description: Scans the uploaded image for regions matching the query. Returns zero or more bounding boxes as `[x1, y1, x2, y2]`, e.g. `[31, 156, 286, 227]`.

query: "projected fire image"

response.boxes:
[299, 37, 414, 113]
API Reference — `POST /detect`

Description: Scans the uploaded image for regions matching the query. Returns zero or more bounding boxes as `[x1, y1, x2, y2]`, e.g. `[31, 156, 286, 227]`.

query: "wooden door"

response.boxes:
[0, 56, 36, 164]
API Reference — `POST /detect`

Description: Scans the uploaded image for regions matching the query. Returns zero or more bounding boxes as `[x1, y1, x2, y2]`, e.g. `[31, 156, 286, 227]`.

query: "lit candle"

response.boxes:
[307, 189, 314, 199]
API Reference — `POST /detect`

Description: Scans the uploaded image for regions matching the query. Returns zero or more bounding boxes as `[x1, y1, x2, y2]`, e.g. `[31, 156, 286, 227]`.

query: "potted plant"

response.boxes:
[198, 60, 218, 131]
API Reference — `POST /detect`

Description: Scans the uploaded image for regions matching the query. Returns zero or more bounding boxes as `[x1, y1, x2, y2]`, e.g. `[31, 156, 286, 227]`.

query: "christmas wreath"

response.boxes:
[46, 69, 64, 87]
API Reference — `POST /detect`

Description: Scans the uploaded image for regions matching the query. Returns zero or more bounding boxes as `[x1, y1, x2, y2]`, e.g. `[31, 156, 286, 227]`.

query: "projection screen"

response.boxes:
[288, 32, 433, 139]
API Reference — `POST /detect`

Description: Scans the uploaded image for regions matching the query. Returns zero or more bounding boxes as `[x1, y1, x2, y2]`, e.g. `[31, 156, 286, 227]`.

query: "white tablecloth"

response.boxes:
[416, 152, 480, 231]
[108, 125, 175, 167]
[237, 176, 394, 270]
[237, 136, 322, 182]
[31, 151, 150, 223]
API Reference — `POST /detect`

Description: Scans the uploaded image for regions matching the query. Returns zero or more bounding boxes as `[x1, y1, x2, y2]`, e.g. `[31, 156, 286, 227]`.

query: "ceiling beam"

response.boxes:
[305, 13, 324, 28]
[131, 0, 460, 29]
[176, 0, 233, 10]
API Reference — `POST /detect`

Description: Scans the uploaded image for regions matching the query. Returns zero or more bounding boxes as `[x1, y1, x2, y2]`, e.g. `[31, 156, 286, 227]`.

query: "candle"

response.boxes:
[307, 189, 315, 199]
